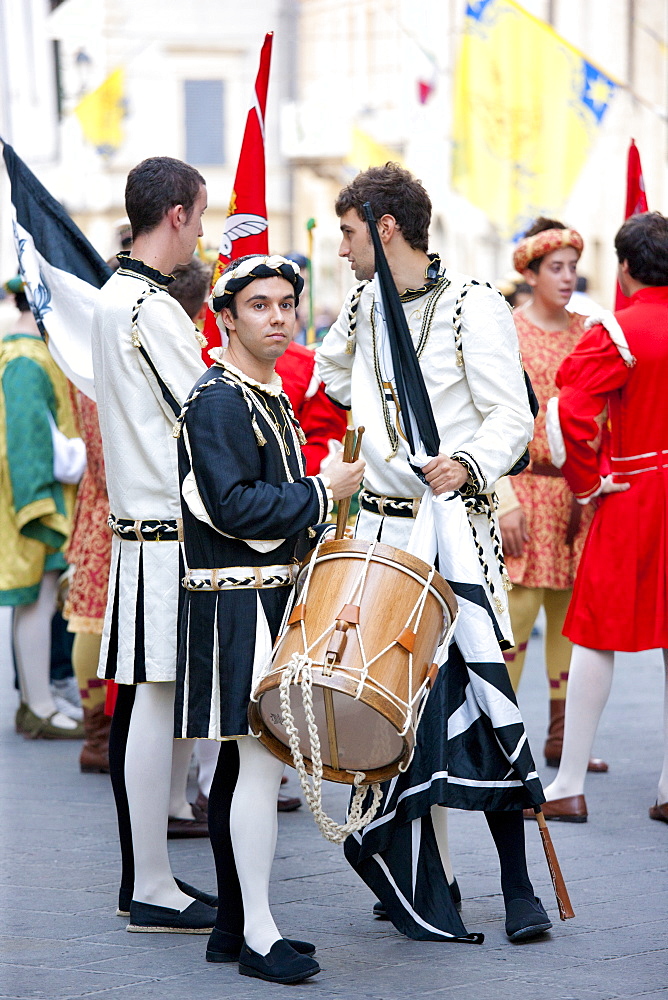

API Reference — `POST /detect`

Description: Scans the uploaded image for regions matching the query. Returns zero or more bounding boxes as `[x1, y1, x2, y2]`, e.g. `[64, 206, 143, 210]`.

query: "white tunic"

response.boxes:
[92, 260, 206, 683]
[316, 263, 533, 642]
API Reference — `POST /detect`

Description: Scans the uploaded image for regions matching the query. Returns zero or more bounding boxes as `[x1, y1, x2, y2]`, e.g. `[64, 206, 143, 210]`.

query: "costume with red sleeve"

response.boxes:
[275, 342, 348, 475]
[552, 286, 668, 652]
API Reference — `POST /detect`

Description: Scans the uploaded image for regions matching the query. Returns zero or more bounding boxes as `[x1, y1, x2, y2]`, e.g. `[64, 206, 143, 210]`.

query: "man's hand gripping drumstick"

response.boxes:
[329, 427, 365, 538]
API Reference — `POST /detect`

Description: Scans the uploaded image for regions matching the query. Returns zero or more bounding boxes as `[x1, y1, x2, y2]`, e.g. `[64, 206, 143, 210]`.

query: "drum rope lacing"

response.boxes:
[260, 538, 457, 839]
[279, 655, 383, 843]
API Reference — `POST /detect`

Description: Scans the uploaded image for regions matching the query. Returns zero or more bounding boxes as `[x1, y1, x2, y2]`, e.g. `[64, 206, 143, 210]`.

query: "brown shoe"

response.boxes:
[194, 791, 209, 817]
[277, 793, 301, 812]
[80, 704, 111, 773]
[544, 701, 608, 772]
[526, 795, 587, 823]
[167, 810, 209, 838]
[649, 801, 668, 823]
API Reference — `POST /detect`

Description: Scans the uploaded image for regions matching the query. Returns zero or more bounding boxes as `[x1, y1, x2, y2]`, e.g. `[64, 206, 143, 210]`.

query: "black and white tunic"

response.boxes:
[174, 362, 330, 739]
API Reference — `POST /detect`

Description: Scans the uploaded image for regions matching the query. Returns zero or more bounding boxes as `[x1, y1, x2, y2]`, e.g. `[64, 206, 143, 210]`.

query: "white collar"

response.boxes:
[209, 350, 284, 396]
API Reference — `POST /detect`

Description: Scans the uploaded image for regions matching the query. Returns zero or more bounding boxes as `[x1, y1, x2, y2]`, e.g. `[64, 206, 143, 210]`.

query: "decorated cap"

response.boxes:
[210, 254, 304, 313]
[513, 228, 583, 273]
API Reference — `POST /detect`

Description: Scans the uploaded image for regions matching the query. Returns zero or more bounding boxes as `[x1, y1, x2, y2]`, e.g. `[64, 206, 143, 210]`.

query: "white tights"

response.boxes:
[125, 682, 192, 910]
[430, 805, 454, 884]
[230, 736, 285, 955]
[14, 571, 76, 729]
[543, 646, 668, 805]
[168, 737, 197, 819]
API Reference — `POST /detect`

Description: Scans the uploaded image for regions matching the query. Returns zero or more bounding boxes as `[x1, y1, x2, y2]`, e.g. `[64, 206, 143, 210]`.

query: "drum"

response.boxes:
[248, 538, 458, 785]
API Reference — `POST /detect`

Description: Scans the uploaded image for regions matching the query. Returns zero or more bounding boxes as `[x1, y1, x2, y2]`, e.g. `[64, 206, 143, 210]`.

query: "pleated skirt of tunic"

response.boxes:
[175, 586, 291, 739]
[98, 535, 184, 684]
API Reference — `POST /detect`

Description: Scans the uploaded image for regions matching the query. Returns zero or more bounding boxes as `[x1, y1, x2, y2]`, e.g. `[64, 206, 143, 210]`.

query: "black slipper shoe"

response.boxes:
[239, 939, 320, 984]
[117, 880, 218, 917]
[174, 878, 218, 908]
[206, 927, 315, 963]
[127, 898, 215, 934]
[505, 896, 552, 942]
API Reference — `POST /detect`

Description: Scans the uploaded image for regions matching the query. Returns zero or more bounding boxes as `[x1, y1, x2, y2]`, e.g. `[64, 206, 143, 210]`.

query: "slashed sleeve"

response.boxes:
[134, 293, 206, 419]
[315, 283, 368, 409]
[184, 383, 323, 540]
[450, 285, 534, 491]
[553, 323, 631, 499]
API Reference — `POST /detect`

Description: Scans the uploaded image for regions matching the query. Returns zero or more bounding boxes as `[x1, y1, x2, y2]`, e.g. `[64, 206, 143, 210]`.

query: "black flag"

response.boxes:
[362, 201, 440, 459]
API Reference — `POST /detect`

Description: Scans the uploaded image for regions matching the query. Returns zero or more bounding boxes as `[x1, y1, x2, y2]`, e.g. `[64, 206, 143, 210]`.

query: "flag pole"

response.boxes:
[306, 217, 316, 345]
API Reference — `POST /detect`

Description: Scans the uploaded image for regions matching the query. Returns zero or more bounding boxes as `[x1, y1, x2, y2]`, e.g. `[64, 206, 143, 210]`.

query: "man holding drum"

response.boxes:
[317, 164, 551, 943]
[174, 254, 364, 983]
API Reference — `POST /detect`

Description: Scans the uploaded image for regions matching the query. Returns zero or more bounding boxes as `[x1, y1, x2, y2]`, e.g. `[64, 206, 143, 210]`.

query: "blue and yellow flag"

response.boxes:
[452, 0, 618, 238]
[74, 68, 126, 157]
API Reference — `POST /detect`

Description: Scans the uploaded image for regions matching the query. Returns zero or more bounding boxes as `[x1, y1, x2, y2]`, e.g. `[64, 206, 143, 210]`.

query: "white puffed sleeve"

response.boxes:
[450, 285, 534, 491]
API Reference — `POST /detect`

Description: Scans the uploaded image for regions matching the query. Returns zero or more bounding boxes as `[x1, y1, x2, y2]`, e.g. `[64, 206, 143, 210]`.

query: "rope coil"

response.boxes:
[278, 653, 382, 843]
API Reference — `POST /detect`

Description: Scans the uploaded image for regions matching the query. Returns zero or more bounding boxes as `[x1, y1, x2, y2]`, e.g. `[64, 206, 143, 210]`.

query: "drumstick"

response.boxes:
[533, 807, 575, 919]
[335, 426, 365, 539]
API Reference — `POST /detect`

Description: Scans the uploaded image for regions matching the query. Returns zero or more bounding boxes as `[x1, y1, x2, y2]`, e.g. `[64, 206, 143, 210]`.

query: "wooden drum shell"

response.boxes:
[249, 539, 457, 785]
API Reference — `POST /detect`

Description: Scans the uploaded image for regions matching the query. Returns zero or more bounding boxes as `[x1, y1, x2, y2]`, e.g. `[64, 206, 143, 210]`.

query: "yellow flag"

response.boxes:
[346, 126, 405, 172]
[452, 0, 617, 238]
[75, 68, 126, 156]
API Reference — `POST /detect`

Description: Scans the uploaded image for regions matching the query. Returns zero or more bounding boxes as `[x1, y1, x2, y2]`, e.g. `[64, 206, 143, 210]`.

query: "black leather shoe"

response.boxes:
[505, 896, 552, 942]
[206, 927, 315, 963]
[238, 938, 320, 983]
[373, 877, 462, 918]
[127, 898, 215, 934]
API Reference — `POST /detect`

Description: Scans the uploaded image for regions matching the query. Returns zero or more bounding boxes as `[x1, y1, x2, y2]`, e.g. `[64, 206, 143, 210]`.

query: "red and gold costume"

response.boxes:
[502, 310, 595, 591]
[555, 286, 668, 652]
[499, 308, 596, 765]
[64, 391, 112, 634]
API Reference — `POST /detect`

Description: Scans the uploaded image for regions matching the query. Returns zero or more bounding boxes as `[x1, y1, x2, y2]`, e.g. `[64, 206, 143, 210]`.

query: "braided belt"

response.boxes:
[183, 564, 298, 592]
[108, 514, 182, 541]
[359, 489, 421, 519]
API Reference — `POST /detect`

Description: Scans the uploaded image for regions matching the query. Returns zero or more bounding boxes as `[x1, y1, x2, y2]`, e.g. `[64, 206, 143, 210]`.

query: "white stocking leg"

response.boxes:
[14, 571, 75, 728]
[125, 682, 191, 909]
[658, 651, 668, 805]
[168, 737, 197, 819]
[195, 738, 221, 799]
[230, 736, 285, 955]
[430, 805, 454, 885]
[543, 646, 614, 801]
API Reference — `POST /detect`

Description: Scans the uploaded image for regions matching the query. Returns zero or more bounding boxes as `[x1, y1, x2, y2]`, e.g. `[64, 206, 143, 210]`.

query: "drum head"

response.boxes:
[257, 684, 406, 774]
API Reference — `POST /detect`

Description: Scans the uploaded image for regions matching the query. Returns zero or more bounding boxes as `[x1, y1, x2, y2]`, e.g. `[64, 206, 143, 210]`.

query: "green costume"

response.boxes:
[0, 333, 78, 605]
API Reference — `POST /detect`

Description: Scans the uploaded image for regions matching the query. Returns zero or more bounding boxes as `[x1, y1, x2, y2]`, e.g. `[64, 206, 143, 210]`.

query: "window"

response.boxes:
[184, 80, 224, 165]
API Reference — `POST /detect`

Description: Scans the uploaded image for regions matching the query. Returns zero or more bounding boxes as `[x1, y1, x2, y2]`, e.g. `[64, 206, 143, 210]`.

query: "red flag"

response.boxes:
[615, 139, 648, 310]
[201, 32, 273, 359]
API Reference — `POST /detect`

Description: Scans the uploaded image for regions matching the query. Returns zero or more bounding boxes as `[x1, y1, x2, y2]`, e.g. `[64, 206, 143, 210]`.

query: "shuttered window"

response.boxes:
[184, 80, 224, 165]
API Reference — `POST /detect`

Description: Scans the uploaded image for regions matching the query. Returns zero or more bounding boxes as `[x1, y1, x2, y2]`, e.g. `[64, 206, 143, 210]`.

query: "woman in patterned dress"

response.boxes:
[496, 218, 606, 772]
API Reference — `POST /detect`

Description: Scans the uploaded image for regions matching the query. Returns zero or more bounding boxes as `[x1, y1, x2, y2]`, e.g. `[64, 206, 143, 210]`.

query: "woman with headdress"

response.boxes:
[496, 219, 606, 776]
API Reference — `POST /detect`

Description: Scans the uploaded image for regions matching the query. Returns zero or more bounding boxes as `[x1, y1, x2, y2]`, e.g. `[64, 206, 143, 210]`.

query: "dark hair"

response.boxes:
[14, 290, 31, 313]
[614, 211, 668, 286]
[125, 157, 205, 240]
[506, 282, 531, 307]
[168, 256, 212, 321]
[335, 162, 431, 252]
[522, 217, 566, 273]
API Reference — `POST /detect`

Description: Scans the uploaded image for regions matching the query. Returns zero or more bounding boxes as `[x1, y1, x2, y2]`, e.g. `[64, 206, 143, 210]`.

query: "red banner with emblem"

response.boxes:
[615, 139, 648, 311]
[201, 32, 273, 359]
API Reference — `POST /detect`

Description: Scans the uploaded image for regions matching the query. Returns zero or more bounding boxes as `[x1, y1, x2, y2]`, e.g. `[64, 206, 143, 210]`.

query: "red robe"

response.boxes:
[556, 286, 668, 651]
[275, 342, 348, 476]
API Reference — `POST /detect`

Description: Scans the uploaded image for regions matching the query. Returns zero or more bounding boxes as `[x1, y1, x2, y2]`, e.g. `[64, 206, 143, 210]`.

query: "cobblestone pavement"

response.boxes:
[1, 607, 666, 999]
